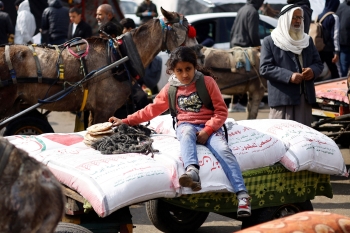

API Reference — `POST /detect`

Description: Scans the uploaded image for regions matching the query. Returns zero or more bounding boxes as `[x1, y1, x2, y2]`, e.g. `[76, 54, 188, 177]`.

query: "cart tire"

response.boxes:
[146, 199, 209, 233]
[241, 200, 313, 229]
[3, 115, 54, 136]
[54, 222, 93, 233]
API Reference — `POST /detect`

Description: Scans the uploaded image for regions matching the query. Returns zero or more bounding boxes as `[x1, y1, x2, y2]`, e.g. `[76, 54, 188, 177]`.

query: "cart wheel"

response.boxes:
[54, 222, 93, 233]
[241, 200, 313, 229]
[3, 115, 54, 136]
[146, 199, 209, 233]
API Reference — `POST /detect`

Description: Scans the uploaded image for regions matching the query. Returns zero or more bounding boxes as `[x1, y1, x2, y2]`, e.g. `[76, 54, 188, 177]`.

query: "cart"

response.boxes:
[7, 122, 339, 233]
[56, 163, 333, 233]
[311, 76, 350, 147]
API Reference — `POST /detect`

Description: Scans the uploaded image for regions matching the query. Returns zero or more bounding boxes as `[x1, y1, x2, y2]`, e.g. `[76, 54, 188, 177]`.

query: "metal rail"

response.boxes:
[0, 56, 129, 127]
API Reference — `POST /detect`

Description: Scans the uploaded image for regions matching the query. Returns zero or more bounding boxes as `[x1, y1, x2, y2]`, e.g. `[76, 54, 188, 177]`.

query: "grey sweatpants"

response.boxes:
[269, 95, 312, 127]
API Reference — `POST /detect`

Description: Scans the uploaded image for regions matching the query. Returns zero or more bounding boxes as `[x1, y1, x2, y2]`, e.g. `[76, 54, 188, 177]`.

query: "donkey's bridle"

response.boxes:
[159, 15, 189, 53]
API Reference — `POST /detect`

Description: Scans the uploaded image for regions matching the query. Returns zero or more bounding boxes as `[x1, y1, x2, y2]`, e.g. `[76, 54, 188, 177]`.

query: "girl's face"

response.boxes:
[173, 61, 195, 85]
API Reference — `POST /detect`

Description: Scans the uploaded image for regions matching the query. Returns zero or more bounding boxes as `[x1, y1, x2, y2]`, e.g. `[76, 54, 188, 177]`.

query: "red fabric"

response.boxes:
[188, 25, 196, 38]
[122, 76, 228, 136]
[43, 134, 83, 146]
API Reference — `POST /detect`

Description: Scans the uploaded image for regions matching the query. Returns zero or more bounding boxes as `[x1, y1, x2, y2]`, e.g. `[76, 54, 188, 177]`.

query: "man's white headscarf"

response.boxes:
[271, 4, 310, 55]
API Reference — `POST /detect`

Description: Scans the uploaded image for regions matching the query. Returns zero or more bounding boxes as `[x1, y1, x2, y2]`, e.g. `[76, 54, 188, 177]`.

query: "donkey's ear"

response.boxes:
[161, 7, 174, 21]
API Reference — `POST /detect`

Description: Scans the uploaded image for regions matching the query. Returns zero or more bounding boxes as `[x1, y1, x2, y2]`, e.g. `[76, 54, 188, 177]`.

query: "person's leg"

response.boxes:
[205, 128, 251, 217]
[294, 95, 312, 126]
[339, 47, 350, 77]
[205, 128, 247, 193]
[176, 123, 201, 191]
[320, 51, 340, 79]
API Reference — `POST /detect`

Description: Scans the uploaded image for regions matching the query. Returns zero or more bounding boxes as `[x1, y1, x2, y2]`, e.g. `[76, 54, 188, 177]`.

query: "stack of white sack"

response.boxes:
[146, 114, 348, 177]
[4, 115, 348, 218]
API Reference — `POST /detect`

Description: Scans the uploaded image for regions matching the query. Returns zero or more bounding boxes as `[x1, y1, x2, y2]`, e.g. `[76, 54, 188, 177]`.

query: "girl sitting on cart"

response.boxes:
[109, 46, 252, 217]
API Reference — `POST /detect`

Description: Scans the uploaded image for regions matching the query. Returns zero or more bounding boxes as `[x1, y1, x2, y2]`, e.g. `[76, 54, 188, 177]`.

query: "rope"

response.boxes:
[91, 124, 158, 157]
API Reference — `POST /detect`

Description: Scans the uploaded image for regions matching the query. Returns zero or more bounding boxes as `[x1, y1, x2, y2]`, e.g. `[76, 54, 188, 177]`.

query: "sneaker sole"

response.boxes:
[179, 174, 202, 191]
[237, 211, 251, 218]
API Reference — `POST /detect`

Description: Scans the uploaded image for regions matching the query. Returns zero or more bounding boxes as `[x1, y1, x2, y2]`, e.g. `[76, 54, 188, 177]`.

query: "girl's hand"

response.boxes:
[108, 116, 123, 126]
[196, 130, 209, 145]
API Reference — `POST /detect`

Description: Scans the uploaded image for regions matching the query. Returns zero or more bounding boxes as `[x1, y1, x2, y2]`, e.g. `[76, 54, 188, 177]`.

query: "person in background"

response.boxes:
[286, 0, 312, 33]
[229, 0, 264, 112]
[195, 23, 215, 47]
[109, 46, 252, 218]
[135, 0, 158, 25]
[259, 4, 324, 126]
[230, 0, 264, 48]
[318, 0, 340, 79]
[69, 7, 92, 132]
[67, 7, 92, 40]
[96, 4, 123, 36]
[14, 0, 36, 44]
[120, 17, 136, 33]
[41, 0, 69, 45]
[336, 0, 350, 77]
[0, 0, 14, 44]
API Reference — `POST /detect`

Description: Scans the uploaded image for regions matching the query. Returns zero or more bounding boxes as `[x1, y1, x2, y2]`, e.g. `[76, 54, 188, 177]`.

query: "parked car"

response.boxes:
[156, 12, 277, 91]
[120, 0, 140, 26]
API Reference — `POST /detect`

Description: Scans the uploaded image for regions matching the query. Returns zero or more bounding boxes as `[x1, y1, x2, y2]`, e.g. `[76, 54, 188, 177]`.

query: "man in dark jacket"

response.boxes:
[318, 0, 340, 79]
[96, 4, 123, 36]
[0, 1, 14, 44]
[336, 0, 350, 77]
[287, 0, 312, 33]
[41, 0, 69, 45]
[136, 0, 158, 25]
[260, 4, 324, 126]
[229, 0, 263, 112]
[230, 0, 264, 48]
[67, 7, 92, 40]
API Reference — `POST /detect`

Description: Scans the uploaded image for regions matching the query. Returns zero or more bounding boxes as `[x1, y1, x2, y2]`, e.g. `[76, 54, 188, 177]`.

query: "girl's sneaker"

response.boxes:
[179, 165, 201, 191]
[237, 197, 251, 217]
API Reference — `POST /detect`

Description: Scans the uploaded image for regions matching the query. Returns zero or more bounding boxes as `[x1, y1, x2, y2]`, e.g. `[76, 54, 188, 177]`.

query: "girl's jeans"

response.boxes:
[176, 123, 247, 193]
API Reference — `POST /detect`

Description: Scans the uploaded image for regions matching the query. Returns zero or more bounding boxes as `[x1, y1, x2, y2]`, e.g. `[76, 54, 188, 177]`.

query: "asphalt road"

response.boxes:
[47, 106, 350, 233]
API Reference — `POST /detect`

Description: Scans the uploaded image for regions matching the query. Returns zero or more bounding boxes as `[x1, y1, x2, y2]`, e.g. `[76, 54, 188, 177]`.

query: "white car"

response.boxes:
[156, 12, 278, 91]
[120, 0, 140, 26]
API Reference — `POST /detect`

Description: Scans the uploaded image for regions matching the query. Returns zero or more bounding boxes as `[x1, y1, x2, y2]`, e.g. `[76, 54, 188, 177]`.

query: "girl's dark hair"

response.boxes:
[166, 46, 218, 80]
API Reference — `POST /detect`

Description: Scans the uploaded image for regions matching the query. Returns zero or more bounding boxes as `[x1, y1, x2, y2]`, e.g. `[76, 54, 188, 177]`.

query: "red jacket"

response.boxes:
[122, 75, 228, 136]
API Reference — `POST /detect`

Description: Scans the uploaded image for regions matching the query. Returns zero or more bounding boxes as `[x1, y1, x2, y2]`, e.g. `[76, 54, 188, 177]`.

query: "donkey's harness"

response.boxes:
[0, 15, 189, 106]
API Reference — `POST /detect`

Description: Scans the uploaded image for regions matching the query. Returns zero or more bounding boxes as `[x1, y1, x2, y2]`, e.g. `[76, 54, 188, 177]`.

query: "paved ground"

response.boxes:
[47, 106, 350, 233]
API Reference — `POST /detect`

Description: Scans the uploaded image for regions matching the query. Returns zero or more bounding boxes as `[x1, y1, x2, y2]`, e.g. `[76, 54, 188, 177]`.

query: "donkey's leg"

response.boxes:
[246, 82, 265, 119]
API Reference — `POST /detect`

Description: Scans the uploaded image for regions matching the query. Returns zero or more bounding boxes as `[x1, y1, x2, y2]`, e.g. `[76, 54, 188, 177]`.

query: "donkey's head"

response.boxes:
[160, 7, 189, 52]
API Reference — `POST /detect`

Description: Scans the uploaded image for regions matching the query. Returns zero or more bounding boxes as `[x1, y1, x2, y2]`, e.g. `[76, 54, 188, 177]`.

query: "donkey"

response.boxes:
[0, 137, 65, 232]
[0, 8, 195, 127]
[202, 46, 266, 119]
